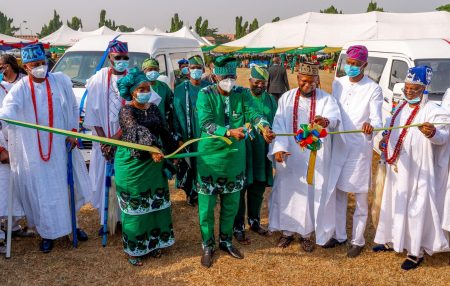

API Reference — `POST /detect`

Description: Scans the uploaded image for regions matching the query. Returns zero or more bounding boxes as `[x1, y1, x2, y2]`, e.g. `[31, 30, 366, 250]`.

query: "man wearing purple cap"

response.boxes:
[325, 45, 383, 258]
[84, 40, 130, 232]
[0, 43, 91, 252]
[373, 66, 449, 270]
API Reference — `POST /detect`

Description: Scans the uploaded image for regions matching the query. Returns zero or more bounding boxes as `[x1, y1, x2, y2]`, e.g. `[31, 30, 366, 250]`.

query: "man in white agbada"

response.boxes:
[268, 63, 341, 252]
[441, 88, 450, 234]
[324, 45, 383, 258]
[373, 66, 449, 271]
[0, 43, 91, 253]
[84, 40, 129, 233]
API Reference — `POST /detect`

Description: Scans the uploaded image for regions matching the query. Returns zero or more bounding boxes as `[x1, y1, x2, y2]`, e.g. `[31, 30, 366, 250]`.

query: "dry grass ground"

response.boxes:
[1, 69, 449, 286]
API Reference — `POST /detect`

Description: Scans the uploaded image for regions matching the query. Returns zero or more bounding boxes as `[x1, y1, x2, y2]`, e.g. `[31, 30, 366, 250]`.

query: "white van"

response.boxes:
[52, 34, 202, 162]
[336, 39, 450, 119]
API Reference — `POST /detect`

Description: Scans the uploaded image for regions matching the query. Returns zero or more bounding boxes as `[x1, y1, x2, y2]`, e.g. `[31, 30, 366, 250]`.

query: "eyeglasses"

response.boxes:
[220, 75, 237, 80]
[402, 87, 423, 95]
[113, 55, 129, 61]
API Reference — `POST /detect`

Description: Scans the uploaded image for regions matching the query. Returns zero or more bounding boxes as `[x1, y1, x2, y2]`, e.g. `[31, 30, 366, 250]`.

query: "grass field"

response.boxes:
[1, 69, 449, 285]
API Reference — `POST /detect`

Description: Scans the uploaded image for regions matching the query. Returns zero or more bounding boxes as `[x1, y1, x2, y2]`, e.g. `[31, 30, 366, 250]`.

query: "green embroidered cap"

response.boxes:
[213, 55, 237, 76]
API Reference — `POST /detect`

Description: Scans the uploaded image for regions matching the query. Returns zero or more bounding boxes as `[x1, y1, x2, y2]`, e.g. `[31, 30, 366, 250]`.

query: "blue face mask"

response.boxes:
[403, 95, 421, 105]
[190, 69, 203, 80]
[181, 67, 189, 75]
[0, 72, 3, 82]
[114, 60, 129, 72]
[136, 92, 151, 104]
[344, 64, 362, 78]
[146, 71, 160, 81]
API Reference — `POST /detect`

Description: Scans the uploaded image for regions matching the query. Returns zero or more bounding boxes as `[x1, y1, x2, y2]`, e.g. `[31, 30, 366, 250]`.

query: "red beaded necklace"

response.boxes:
[384, 101, 420, 165]
[293, 88, 316, 133]
[29, 76, 53, 162]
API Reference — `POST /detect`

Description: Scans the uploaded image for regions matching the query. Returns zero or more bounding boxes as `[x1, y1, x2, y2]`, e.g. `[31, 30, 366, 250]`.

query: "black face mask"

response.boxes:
[251, 87, 265, 96]
[301, 90, 314, 98]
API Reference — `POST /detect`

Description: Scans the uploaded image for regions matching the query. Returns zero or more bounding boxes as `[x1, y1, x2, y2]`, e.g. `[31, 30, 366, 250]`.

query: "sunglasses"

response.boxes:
[220, 75, 237, 80]
[113, 55, 129, 61]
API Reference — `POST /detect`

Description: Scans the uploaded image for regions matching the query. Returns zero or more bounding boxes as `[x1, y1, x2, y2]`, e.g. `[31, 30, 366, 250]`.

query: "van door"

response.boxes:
[383, 57, 411, 115]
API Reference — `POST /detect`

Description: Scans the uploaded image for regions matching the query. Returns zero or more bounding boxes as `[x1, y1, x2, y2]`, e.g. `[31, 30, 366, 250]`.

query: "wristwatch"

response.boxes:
[226, 130, 231, 137]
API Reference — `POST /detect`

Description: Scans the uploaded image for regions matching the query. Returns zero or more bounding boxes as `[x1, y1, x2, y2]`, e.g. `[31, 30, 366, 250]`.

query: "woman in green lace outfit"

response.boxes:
[115, 68, 178, 266]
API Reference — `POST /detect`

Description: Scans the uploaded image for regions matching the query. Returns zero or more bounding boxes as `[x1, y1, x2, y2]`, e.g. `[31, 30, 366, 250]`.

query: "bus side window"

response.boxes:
[389, 60, 408, 90]
[156, 54, 168, 76]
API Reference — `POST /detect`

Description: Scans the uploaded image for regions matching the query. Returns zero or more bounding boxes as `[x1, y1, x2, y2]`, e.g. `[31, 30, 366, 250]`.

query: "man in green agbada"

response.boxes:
[196, 56, 275, 268]
[142, 58, 175, 132]
[233, 65, 278, 244]
[173, 55, 212, 206]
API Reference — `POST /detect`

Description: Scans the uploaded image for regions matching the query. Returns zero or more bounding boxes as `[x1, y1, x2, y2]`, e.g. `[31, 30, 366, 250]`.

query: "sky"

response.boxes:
[1, 0, 448, 34]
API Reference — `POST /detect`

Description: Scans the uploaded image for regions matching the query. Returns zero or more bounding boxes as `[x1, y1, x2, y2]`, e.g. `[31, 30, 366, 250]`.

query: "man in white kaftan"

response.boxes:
[373, 66, 449, 271]
[0, 43, 90, 253]
[268, 63, 341, 252]
[442, 88, 450, 233]
[325, 45, 383, 258]
[84, 40, 129, 230]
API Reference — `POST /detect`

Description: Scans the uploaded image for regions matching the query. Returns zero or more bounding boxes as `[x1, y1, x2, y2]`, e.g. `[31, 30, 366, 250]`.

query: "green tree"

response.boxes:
[99, 9, 106, 27]
[320, 5, 343, 14]
[170, 13, 184, 32]
[67, 16, 83, 30]
[38, 10, 63, 38]
[436, 4, 450, 12]
[235, 16, 249, 39]
[195, 17, 210, 36]
[367, 1, 384, 12]
[98, 10, 133, 31]
[0, 11, 18, 35]
[249, 18, 259, 33]
[272, 17, 281, 22]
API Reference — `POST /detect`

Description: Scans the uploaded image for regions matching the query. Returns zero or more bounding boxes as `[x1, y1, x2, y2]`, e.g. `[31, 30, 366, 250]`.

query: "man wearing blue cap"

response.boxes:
[175, 58, 190, 87]
[84, 40, 129, 232]
[373, 66, 450, 270]
[0, 43, 91, 253]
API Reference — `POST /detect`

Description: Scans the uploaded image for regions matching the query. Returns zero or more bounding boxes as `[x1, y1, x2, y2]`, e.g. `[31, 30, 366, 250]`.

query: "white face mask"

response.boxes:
[31, 65, 48, 79]
[218, 78, 236, 93]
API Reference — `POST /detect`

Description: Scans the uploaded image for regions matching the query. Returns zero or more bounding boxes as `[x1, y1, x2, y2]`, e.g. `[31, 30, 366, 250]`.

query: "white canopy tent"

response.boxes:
[225, 11, 450, 48]
[40, 25, 86, 46]
[165, 26, 212, 46]
[0, 33, 31, 43]
[132, 26, 162, 35]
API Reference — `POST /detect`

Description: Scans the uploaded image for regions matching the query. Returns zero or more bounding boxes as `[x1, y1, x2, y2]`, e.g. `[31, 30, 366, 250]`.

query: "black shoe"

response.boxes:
[372, 244, 394, 252]
[249, 221, 269, 236]
[187, 194, 198, 207]
[322, 238, 347, 249]
[12, 226, 35, 238]
[76, 228, 89, 242]
[277, 235, 294, 248]
[39, 239, 54, 253]
[300, 237, 315, 253]
[347, 244, 364, 258]
[233, 230, 251, 245]
[401, 255, 424, 271]
[219, 243, 244, 259]
[201, 246, 215, 268]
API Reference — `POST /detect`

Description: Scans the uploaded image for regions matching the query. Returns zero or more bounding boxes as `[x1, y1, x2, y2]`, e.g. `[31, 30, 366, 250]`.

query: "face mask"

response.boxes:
[218, 78, 236, 93]
[251, 87, 265, 96]
[146, 71, 160, 81]
[344, 64, 362, 78]
[0, 72, 3, 82]
[113, 60, 129, 72]
[181, 67, 189, 75]
[403, 94, 421, 105]
[136, 92, 151, 104]
[190, 69, 203, 80]
[31, 65, 48, 79]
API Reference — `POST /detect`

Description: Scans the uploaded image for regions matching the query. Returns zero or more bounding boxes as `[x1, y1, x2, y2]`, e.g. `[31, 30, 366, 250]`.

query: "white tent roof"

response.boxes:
[39, 25, 86, 46]
[132, 26, 161, 35]
[0, 33, 31, 43]
[225, 11, 450, 48]
[87, 26, 118, 36]
[165, 26, 212, 46]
